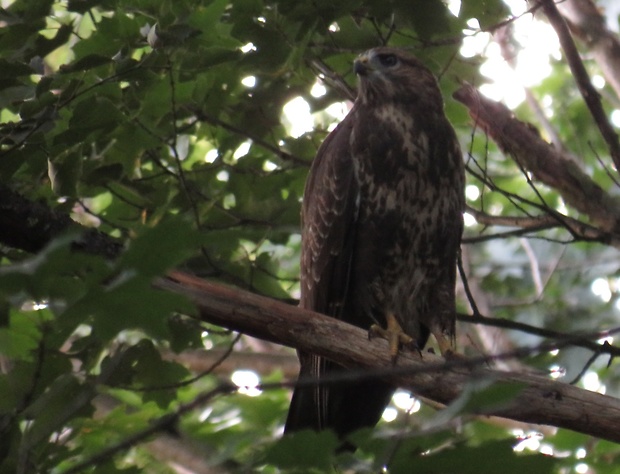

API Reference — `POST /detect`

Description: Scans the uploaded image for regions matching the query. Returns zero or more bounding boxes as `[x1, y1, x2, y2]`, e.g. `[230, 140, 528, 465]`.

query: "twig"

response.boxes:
[467, 206, 554, 229]
[59, 384, 236, 474]
[192, 108, 308, 166]
[465, 203, 615, 247]
[307, 58, 356, 102]
[115, 334, 242, 392]
[455, 83, 620, 237]
[457, 313, 620, 358]
[519, 238, 543, 295]
[568, 342, 609, 385]
[457, 251, 481, 317]
[166, 57, 202, 227]
[591, 141, 620, 189]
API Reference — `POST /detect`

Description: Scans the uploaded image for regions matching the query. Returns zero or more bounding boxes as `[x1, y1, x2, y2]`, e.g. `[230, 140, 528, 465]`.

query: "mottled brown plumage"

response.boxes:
[285, 47, 465, 439]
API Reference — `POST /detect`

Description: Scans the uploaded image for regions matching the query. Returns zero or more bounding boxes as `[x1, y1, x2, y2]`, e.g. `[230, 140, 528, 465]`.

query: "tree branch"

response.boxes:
[163, 349, 300, 379]
[458, 313, 620, 358]
[538, 0, 620, 171]
[463, 204, 616, 245]
[3, 183, 620, 444]
[0, 184, 123, 258]
[454, 83, 620, 237]
[557, 0, 620, 103]
[158, 270, 620, 444]
[192, 109, 308, 166]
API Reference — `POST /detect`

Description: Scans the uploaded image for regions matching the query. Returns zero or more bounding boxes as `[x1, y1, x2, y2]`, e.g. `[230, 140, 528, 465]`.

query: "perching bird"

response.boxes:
[285, 47, 465, 440]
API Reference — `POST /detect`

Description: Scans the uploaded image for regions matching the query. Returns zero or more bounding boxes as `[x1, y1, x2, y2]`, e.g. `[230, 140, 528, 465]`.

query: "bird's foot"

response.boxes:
[369, 312, 414, 363]
[432, 331, 460, 359]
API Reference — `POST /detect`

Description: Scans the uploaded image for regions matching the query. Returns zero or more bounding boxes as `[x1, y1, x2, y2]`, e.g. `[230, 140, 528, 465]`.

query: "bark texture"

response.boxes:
[156, 270, 620, 444]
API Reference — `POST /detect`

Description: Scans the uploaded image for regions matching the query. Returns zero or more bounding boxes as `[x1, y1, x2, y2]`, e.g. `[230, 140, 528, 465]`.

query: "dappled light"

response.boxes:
[2, 0, 620, 472]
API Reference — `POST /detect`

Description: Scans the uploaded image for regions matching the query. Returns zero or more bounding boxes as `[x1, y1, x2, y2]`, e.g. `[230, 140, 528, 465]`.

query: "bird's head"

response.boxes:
[353, 47, 442, 107]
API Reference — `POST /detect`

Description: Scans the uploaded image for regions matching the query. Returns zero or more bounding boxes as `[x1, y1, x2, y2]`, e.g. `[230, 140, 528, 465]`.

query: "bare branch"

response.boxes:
[192, 108, 308, 166]
[307, 58, 356, 102]
[464, 204, 618, 247]
[4, 182, 620, 444]
[158, 270, 620, 444]
[457, 313, 620, 358]
[0, 184, 123, 258]
[454, 83, 620, 237]
[466, 205, 556, 229]
[163, 349, 299, 379]
[537, 0, 620, 171]
[557, 0, 620, 102]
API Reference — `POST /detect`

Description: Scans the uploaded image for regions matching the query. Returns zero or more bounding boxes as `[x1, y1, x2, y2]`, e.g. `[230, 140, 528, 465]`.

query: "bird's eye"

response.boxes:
[377, 54, 398, 67]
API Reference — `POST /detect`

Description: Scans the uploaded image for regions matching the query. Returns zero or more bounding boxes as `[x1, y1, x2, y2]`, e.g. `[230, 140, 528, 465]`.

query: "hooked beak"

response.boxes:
[353, 53, 372, 76]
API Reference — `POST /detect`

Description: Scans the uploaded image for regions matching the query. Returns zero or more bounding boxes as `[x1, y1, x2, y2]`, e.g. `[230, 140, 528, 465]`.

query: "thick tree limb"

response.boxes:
[158, 270, 620, 444]
[3, 181, 620, 443]
[454, 83, 620, 238]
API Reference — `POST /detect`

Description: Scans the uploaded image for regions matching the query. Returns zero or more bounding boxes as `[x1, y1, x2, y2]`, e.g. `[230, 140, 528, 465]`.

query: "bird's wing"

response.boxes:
[300, 113, 358, 317]
[285, 111, 360, 433]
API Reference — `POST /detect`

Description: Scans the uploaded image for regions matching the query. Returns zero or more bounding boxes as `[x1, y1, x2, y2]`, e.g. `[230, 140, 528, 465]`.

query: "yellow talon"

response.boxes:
[432, 330, 458, 358]
[369, 312, 414, 362]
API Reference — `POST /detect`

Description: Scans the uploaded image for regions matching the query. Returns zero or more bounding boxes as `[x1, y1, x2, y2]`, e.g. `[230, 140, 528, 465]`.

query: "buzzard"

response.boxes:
[285, 47, 465, 439]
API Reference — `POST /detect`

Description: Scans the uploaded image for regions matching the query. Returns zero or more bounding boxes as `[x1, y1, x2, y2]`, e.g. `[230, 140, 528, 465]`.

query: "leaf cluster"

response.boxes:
[1, 0, 620, 472]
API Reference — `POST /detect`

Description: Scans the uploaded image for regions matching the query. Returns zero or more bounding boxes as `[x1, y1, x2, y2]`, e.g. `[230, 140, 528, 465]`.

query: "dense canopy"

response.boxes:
[2, 0, 620, 472]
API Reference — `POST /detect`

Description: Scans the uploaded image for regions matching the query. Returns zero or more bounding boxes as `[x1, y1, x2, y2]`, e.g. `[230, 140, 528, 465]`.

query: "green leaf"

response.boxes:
[262, 430, 340, 471]
[388, 438, 557, 474]
[116, 216, 204, 277]
[59, 54, 113, 73]
[62, 278, 192, 341]
[0, 309, 42, 360]
[22, 374, 95, 448]
[68, 96, 124, 132]
[460, 0, 510, 29]
[0, 59, 33, 79]
[101, 339, 189, 406]
[48, 150, 83, 197]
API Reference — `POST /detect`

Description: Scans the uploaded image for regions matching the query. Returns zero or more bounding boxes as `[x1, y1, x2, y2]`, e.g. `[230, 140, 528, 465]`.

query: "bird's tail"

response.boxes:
[285, 353, 394, 441]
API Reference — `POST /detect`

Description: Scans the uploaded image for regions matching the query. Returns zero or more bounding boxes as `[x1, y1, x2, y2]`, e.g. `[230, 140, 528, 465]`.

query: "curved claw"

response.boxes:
[369, 313, 414, 363]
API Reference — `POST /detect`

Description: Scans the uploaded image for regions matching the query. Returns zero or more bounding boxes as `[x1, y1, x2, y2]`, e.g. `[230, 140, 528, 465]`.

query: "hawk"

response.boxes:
[285, 47, 465, 439]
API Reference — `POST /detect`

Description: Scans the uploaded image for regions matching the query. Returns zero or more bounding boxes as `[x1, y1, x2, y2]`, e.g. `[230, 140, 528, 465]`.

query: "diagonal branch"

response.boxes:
[454, 83, 620, 237]
[3, 183, 620, 443]
[557, 0, 620, 104]
[158, 270, 620, 444]
[537, 0, 620, 172]
[458, 313, 620, 358]
[464, 205, 618, 245]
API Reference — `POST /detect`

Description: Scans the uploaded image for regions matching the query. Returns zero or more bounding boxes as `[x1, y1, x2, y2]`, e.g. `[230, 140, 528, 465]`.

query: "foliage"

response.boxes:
[1, 0, 620, 472]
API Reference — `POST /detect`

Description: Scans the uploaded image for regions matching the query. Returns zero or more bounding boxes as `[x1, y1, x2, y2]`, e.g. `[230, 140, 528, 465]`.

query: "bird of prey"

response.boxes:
[285, 47, 465, 440]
